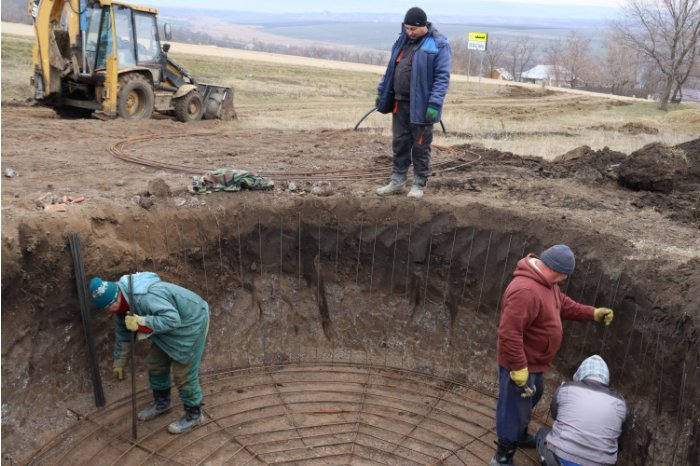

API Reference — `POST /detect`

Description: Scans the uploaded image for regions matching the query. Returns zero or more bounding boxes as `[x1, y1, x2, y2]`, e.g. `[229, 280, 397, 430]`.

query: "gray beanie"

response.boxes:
[540, 244, 575, 274]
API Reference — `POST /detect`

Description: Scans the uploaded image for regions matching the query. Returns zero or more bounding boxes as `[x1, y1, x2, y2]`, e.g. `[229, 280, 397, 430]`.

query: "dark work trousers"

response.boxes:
[496, 366, 545, 444]
[392, 100, 433, 186]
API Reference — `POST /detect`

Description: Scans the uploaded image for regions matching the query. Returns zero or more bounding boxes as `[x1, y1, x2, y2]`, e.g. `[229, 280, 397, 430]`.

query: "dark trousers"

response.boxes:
[392, 100, 433, 185]
[495, 366, 545, 444]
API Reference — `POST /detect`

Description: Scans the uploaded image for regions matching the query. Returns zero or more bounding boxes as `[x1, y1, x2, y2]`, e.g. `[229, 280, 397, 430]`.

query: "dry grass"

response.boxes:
[2, 32, 698, 159]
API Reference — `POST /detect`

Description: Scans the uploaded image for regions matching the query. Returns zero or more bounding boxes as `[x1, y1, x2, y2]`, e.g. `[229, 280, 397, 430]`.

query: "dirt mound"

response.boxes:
[551, 145, 626, 181]
[497, 85, 554, 98]
[617, 142, 689, 193]
[618, 121, 659, 135]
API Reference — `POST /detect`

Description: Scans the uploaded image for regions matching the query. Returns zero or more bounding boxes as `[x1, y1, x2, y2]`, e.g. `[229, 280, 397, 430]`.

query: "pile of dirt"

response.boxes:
[617, 143, 689, 193]
[618, 121, 659, 135]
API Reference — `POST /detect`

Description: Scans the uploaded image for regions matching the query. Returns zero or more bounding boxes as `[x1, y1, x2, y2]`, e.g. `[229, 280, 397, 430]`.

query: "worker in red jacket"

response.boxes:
[489, 245, 615, 466]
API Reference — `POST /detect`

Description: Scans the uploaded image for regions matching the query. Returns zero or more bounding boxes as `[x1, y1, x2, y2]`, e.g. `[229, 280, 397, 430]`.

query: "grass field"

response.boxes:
[2, 32, 697, 159]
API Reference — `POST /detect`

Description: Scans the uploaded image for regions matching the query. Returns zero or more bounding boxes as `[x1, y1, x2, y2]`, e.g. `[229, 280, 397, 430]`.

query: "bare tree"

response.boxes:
[603, 40, 642, 94]
[613, 0, 700, 109]
[544, 32, 594, 88]
[504, 37, 537, 81]
[484, 39, 506, 78]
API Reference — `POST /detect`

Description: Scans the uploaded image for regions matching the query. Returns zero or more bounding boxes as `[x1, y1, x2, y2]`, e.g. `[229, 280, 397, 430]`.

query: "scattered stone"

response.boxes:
[286, 181, 298, 192]
[311, 181, 333, 197]
[147, 178, 171, 198]
[174, 197, 187, 206]
[44, 204, 67, 212]
[4, 167, 18, 178]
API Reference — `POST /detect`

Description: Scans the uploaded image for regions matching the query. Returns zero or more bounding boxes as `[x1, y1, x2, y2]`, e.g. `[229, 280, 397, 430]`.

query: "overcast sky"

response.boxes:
[143, 0, 624, 14]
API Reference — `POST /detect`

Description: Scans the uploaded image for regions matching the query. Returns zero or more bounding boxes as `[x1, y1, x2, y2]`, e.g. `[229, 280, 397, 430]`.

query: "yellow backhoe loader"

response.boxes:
[28, 0, 235, 121]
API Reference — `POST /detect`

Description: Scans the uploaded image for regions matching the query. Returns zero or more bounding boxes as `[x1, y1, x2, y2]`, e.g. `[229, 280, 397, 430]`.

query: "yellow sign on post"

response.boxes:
[467, 32, 488, 51]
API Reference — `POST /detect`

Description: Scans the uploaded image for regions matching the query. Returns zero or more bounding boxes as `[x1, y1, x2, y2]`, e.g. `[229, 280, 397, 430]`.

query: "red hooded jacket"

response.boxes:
[497, 254, 595, 373]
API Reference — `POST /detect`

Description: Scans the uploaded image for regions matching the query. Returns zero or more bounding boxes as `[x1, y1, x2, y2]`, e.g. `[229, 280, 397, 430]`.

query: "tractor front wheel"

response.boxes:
[117, 74, 154, 120]
[174, 90, 204, 122]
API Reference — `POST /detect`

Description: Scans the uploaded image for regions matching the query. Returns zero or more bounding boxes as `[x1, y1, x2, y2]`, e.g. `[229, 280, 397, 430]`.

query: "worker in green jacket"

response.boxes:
[90, 272, 209, 434]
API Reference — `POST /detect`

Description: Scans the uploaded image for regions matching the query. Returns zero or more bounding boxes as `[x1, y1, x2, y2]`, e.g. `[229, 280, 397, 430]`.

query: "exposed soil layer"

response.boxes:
[1, 104, 699, 465]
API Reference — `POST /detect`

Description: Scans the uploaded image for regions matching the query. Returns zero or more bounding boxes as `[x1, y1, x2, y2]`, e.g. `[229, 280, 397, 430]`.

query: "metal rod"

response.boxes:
[475, 231, 493, 315]
[298, 213, 302, 289]
[493, 233, 513, 321]
[459, 228, 476, 305]
[258, 218, 263, 286]
[127, 274, 138, 441]
[422, 223, 434, 311]
[369, 223, 378, 297]
[237, 218, 243, 284]
[405, 223, 413, 298]
[390, 222, 399, 298]
[578, 272, 603, 361]
[68, 233, 106, 407]
[355, 218, 364, 286]
[600, 274, 622, 356]
[442, 229, 458, 308]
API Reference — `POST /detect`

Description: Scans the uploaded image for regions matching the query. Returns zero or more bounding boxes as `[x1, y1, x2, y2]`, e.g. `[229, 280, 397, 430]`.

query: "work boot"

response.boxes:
[168, 405, 203, 434]
[376, 177, 406, 196]
[138, 389, 172, 422]
[489, 440, 517, 466]
[407, 184, 424, 199]
[519, 431, 536, 449]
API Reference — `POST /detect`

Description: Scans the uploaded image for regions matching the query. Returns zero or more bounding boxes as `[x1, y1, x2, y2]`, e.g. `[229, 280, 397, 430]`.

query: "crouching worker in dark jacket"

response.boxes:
[536, 355, 627, 466]
[90, 272, 209, 434]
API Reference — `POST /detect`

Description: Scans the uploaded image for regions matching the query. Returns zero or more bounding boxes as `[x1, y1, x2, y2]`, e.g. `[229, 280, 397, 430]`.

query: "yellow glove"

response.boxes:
[113, 366, 126, 381]
[125, 314, 146, 332]
[593, 307, 614, 326]
[510, 367, 529, 387]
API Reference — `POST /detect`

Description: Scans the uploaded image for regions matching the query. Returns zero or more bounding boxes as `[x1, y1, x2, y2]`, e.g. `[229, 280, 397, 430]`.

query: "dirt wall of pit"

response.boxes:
[2, 198, 699, 465]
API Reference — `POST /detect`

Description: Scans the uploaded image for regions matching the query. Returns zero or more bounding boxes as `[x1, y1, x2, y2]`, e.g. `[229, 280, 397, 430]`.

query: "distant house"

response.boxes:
[521, 65, 572, 87]
[491, 68, 513, 81]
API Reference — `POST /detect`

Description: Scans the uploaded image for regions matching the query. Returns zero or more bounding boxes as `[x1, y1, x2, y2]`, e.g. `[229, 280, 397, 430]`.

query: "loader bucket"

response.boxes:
[197, 84, 236, 120]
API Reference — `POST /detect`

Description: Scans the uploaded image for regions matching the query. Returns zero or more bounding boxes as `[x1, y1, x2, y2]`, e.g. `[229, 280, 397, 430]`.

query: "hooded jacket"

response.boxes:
[547, 379, 627, 466]
[376, 23, 451, 124]
[114, 272, 209, 364]
[497, 255, 595, 372]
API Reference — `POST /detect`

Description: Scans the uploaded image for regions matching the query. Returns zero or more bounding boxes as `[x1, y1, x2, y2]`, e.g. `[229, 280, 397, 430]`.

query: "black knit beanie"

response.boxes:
[404, 7, 427, 27]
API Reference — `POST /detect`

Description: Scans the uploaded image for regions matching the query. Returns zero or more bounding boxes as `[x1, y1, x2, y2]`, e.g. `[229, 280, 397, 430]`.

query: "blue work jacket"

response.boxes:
[114, 272, 209, 364]
[376, 23, 451, 124]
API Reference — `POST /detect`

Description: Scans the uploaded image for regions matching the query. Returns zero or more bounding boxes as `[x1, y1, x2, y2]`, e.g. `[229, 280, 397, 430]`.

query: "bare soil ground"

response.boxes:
[1, 98, 699, 465]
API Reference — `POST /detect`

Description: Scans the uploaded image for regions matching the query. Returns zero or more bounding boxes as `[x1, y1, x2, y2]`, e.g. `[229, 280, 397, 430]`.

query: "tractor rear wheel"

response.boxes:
[117, 74, 154, 120]
[174, 90, 204, 122]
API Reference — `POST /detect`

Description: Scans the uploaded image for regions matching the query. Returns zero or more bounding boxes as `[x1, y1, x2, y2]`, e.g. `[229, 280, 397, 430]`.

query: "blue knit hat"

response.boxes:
[574, 355, 610, 385]
[89, 277, 119, 310]
[540, 244, 575, 274]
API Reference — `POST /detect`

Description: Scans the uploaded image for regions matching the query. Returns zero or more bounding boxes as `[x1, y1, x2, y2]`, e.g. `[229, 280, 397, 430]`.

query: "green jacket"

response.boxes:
[114, 272, 209, 364]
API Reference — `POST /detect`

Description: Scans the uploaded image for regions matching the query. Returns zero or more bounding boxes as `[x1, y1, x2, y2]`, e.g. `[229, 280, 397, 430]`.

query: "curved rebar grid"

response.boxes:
[27, 359, 545, 466]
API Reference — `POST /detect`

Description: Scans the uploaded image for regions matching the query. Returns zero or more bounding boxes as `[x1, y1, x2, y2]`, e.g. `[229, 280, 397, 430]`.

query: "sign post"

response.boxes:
[467, 32, 488, 83]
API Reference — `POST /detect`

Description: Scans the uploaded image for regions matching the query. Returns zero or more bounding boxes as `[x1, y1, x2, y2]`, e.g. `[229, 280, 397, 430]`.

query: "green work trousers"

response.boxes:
[146, 328, 207, 407]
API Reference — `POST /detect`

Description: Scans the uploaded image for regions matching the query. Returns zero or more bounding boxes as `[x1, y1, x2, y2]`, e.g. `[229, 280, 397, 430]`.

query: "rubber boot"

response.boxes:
[519, 431, 536, 449]
[407, 184, 424, 199]
[168, 405, 203, 434]
[376, 177, 406, 196]
[489, 440, 517, 466]
[137, 389, 172, 422]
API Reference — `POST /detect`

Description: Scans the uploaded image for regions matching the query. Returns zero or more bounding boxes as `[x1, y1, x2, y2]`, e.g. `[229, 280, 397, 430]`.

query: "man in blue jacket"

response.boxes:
[375, 7, 451, 199]
[90, 272, 209, 434]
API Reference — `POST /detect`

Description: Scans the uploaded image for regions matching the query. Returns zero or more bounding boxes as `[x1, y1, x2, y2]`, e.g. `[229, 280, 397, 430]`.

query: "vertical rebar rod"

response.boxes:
[146, 224, 157, 271]
[390, 222, 399, 298]
[405, 223, 413, 298]
[279, 215, 283, 294]
[335, 220, 340, 281]
[442, 229, 458, 308]
[258, 219, 263, 286]
[459, 228, 476, 305]
[578, 272, 603, 360]
[618, 304, 639, 381]
[677, 353, 688, 422]
[237, 218, 243, 284]
[494, 233, 513, 321]
[215, 213, 224, 289]
[475, 231, 493, 315]
[198, 221, 210, 301]
[600, 274, 622, 356]
[317, 223, 321, 306]
[163, 220, 171, 267]
[355, 218, 364, 286]
[369, 223, 378, 297]
[422, 223, 434, 311]
[298, 213, 302, 289]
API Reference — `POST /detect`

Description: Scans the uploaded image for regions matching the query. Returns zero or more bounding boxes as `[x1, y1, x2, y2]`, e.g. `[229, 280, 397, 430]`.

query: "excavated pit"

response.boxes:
[2, 200, 699, 466]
